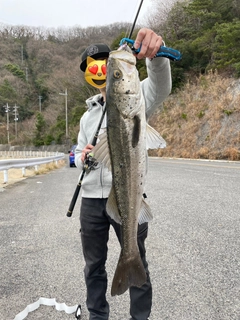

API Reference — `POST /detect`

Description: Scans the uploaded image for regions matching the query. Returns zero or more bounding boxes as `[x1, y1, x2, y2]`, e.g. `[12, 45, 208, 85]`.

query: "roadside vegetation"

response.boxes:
[149, 72, 240, 160]
[0, 0, 239, 160]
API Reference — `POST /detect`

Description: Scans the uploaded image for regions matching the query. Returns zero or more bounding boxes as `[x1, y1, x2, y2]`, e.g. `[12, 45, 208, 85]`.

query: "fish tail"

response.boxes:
[111, 251, 147, 296]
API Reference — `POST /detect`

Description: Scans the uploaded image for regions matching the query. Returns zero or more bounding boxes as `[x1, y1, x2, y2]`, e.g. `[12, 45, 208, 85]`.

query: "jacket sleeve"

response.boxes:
[141, 56, 172, 121]
[74, 113, 87, 169]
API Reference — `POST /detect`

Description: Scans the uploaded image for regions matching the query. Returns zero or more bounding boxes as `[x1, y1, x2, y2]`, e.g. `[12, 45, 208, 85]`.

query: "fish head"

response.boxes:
[106, 47, 143, 118]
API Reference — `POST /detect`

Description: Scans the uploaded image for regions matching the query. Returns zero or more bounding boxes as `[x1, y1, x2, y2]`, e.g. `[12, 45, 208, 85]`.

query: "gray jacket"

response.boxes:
[75, 56, 172, 198]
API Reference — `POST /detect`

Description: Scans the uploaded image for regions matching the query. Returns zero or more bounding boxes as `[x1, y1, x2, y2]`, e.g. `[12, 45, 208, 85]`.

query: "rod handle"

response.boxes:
[66, 171, 85, 217]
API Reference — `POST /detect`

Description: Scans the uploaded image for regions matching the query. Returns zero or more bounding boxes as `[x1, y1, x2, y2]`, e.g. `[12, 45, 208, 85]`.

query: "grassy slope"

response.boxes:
[149, 72, 240, 160]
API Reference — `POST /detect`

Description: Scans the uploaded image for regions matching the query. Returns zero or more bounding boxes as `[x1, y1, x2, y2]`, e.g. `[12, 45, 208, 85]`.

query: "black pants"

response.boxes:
[80, 197, 152, 320]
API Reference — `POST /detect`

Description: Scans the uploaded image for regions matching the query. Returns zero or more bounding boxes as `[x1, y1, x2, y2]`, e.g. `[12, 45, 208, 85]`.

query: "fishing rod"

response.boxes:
[66, 0, 152, 217]
[67, 107, 106, 217]
[128, 0, 144, 39]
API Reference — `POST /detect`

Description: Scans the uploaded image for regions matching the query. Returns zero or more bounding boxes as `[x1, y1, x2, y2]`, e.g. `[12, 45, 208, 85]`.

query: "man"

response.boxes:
[75, 28, 172, 320]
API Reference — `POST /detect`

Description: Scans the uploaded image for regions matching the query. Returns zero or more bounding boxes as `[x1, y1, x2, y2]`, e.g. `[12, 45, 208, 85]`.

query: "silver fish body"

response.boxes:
[92, 46, 166, 296]
[106, 48, 148, 296]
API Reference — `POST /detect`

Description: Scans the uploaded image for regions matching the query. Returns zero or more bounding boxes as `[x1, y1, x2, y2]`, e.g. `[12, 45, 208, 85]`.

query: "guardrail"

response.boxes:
[0, 150, 61, 158]
[0, 151, 65, 183]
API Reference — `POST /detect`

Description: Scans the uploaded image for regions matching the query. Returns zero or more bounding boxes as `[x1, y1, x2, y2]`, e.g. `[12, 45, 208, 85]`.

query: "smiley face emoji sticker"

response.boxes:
[85, 57, 107, 89]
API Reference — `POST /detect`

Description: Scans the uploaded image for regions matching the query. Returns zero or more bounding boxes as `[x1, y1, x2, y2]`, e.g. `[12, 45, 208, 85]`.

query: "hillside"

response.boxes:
[0, 23, 131, 146]
[0, 0, 240, 160]
[149, 73, 240, 160]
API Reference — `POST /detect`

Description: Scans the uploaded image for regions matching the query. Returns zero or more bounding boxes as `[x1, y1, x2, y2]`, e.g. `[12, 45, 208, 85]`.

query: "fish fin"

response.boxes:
[106, 188, 122, 224]
[111, 251, 147, 296]
[138, 198, 153, 224]
[92, 130, 112, 171]
[146, 124, 166, 149]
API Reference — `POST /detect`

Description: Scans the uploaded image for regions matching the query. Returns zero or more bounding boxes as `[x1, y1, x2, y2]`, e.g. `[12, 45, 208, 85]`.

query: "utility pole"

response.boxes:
[21, 45, 23, 65]
[39, 96, 42, 112]
[59, 88, 68, 140]
[25, 67, 28, 82]
[13, 104, 19, 139]
[3, 103, 10, 144]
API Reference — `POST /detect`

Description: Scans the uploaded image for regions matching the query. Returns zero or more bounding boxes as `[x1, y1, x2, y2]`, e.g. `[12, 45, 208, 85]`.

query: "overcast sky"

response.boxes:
[0, 0, 153, 29]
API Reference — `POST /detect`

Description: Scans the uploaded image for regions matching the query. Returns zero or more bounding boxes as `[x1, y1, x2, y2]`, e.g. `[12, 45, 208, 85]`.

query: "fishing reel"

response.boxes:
[83, 152, 99, 173]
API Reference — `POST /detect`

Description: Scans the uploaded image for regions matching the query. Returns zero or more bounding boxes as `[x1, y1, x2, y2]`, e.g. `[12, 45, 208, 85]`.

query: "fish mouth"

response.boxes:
[110, 49, 136, 66]
[92, 80, 106, 85]
[113, 56, 135, 65]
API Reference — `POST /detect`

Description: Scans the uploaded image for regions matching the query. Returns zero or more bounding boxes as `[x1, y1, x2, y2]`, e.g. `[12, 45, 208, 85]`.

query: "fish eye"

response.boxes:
[113, 70, 122, 79]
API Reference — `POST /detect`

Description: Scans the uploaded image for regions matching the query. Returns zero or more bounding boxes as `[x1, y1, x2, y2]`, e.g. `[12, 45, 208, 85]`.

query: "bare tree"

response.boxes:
[142, 0, 189, 37]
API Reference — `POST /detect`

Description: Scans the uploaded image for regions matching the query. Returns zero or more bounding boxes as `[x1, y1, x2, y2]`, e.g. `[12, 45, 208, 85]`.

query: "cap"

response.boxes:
[80, 43, 111, 72]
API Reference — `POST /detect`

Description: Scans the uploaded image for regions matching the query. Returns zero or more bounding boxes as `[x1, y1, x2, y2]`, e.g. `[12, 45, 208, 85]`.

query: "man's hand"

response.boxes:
[134, 28, 163, 60]
[81, 144, 93, 163]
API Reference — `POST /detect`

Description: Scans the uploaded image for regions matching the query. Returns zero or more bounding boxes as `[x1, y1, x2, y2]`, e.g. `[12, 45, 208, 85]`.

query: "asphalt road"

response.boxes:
[0, 157, 240, 320]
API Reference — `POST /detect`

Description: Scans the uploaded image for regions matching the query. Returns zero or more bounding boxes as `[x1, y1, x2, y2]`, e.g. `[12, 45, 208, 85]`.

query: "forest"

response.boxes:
[0, 0, 239, 159]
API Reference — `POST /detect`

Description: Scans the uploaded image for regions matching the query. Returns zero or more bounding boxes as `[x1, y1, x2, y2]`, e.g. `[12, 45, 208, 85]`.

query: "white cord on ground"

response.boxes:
[13, 297, 79, 320]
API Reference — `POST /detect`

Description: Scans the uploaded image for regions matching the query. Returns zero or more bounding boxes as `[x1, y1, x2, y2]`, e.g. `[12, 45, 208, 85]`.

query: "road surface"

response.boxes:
[0, 157, 240, 320]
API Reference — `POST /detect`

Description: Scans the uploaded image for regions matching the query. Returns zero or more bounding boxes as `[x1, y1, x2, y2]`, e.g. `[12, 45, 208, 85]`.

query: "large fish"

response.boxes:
[92, 45, 166, 296]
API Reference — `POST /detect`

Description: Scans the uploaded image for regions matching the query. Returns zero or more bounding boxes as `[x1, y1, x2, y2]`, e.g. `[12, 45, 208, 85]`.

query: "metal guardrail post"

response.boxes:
[4, 170, 8, 183]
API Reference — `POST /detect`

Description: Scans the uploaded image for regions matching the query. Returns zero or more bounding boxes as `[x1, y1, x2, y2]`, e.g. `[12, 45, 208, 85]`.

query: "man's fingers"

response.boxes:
[134, 28, 147, 50]
[147, 36, 162, 59]
[81, 144, 93, 162]
[134, 28, 163, 59]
